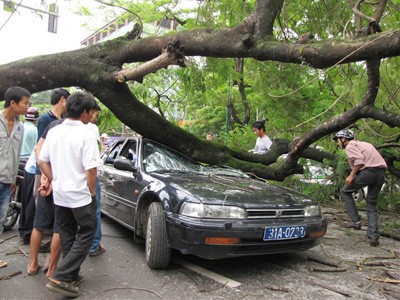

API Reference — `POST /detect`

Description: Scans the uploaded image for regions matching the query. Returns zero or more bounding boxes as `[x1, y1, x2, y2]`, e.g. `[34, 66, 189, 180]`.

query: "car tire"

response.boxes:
[2, 206, 19, 231]
[145, 202, 171, 269]
[2, 186, 21, 231]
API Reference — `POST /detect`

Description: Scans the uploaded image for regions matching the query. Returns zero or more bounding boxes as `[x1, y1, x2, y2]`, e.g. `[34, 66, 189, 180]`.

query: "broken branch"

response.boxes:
[367, 277, 400, 284]
[0, 234, 18, 244]
[114, 40, 189, 83]
[309, 266, 347, 272]
[304, 279, 352, 297]
[103, 287, 162, 298]
[265, 285, 290, 292]
[0, 270, 22, 280]
[352, 0, 376, 22]
[307, 254, 340, 267]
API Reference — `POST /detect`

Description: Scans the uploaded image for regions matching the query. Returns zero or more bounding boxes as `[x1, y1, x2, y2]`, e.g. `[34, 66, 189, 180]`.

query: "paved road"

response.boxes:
[1, 209, 399, 299]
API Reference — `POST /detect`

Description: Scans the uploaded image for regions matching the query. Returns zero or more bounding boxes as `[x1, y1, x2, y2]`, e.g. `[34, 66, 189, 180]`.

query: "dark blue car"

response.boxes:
[99, 137, 328, 269]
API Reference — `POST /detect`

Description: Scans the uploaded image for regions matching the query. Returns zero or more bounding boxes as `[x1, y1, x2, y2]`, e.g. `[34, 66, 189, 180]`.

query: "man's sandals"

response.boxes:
[27, 264, 41, 275]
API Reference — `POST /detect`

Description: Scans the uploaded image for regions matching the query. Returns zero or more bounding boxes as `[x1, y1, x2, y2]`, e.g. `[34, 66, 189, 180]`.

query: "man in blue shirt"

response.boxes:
[20, 107, 39, 161]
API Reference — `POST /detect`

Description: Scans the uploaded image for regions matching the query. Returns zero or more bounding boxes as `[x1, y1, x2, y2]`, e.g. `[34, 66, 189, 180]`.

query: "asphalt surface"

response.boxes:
[1, 208, 400, 299]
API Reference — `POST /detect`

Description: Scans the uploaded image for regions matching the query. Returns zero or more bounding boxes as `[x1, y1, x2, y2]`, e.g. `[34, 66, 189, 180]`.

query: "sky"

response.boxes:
[0, 0, 199, 65]
[0, 0, 106, 64]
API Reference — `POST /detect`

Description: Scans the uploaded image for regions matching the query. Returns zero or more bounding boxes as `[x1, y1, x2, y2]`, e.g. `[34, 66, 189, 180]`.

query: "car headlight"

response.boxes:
[304, 205, 321, 217]
[180, 203, 247, 219]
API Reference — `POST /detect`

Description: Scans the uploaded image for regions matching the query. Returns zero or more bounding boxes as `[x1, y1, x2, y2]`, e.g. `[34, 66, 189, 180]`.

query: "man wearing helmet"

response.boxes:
[333, 128, 387, 247]
[19, 107, 39, 244]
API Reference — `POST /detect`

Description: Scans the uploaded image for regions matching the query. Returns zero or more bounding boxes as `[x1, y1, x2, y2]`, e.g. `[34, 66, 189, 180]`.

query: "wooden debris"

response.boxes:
[19, 248, 28, 257]
[6, 248, 27, 257]
[0, 234, 18, 244]
[321, 235, 338, 240]
[307, 254, 339, 267]
[357, 251, 397, 267]
[0, 270, 22, 280]
[180, 270, 227, 293]
[383, 287, 400, 300]
[309, 266, 347, 272]
[362, 260, 386, 267]
[265, 285, 290, 292]
[114, 41, 189, 83]
[382, 290, 400, 300]
[202, 282, 228, 293]
[181, 270, 205, 292]
[381, 231, 400, 241]
[304, 280, 351, 297]
[103, 287, 162, 298]
[385, 271, 400, 280]
[367, 276, 400, 284]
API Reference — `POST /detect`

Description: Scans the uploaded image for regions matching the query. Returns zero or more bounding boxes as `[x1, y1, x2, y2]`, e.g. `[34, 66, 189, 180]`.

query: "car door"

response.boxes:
[104, 138, 150, 229]
[99, 140, 126, 220]
[111, 139, 142, 227]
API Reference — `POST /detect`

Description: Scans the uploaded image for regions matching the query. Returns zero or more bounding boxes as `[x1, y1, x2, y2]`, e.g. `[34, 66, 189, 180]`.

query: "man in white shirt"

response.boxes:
[251, 119, 272, 154]
[38, 92, 100, 298]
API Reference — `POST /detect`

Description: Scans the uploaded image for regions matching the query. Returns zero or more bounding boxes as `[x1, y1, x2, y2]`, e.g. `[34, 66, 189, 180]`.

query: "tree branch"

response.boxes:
[113, 41, 189, 83]
[352, 0, 376, 22]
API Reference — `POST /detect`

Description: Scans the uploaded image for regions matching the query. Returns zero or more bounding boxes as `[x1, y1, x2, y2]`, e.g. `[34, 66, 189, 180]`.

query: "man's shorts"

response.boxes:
[33, 193, 59, 233]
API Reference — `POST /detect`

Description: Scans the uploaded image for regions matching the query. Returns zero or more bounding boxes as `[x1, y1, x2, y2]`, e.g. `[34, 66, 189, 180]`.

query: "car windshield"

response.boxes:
[142, 141, 249, 178]
[143, 141, 202, 174]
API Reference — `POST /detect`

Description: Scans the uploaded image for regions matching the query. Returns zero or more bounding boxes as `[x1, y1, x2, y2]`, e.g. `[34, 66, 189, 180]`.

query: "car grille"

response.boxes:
[246, 208, 305, 219]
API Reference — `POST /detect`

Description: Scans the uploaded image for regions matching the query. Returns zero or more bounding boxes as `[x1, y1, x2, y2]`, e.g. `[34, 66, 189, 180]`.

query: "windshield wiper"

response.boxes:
[153, 169, 193, 174]
[207, 167, 247, 178]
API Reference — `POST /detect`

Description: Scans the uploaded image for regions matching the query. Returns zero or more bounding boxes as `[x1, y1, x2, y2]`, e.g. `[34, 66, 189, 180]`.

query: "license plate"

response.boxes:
[263, 225, 306, 241]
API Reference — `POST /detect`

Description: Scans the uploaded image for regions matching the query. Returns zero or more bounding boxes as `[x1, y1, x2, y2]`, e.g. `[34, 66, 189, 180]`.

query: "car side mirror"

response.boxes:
[114, 157, 136, 172]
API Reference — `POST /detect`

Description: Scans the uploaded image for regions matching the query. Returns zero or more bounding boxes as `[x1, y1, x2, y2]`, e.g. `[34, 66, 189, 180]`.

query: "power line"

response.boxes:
[0, 0, 24, 31]
[1, 0, 59, 16]
[0, 1, 60, 33]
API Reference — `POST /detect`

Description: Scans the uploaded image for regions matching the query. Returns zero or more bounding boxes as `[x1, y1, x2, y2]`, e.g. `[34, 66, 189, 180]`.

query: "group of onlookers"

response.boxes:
[1, 86, 105, 298]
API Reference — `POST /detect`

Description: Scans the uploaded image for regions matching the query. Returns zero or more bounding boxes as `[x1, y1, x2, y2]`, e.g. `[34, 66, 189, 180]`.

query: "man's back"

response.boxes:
[37, 111, 58, 139]
[346, 140, 387, 169]
[40, 119, 100, 208]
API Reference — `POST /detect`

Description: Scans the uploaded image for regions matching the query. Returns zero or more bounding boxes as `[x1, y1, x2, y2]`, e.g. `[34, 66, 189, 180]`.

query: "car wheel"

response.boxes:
[2, 206, 19, 231]
[145, 202, 171, 269]
[2, 186, 21, 231]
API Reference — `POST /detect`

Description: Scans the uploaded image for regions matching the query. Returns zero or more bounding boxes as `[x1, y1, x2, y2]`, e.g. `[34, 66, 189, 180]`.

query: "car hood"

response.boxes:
[152, 173, 315, 208]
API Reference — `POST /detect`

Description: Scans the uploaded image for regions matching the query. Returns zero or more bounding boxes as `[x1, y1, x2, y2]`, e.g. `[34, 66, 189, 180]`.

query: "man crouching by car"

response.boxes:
[38, 92, 101, 298]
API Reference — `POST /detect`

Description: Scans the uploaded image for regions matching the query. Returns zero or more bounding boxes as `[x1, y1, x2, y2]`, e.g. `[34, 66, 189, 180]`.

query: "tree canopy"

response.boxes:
[1, 0, 399, 181]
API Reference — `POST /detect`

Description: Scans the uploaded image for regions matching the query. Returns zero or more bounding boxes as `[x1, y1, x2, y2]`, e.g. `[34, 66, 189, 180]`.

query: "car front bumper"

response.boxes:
[166, 213, 328, 259]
